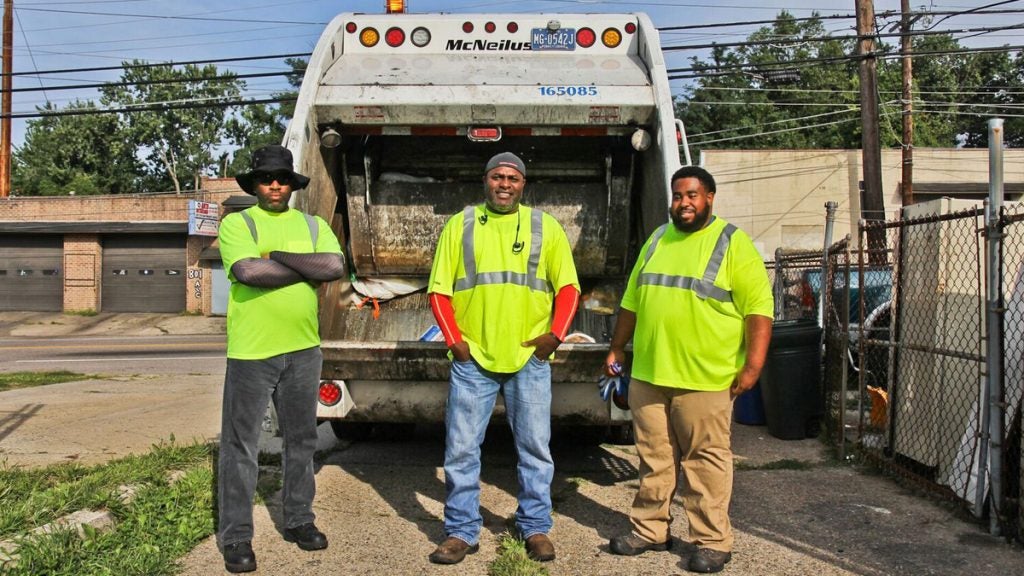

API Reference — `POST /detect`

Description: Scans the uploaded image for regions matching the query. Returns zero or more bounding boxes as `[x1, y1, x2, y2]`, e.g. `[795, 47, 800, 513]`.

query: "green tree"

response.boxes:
[676, 12, 1017, 154]
[225, 57, 306, 176]
[99, 61, 242, 193]
[678, 12, 862, 155]
[12, 101, 140, 196]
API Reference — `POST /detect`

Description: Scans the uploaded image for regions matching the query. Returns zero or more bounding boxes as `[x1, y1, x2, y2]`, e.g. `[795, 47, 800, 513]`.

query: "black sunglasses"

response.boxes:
[254, 171, 293, 186]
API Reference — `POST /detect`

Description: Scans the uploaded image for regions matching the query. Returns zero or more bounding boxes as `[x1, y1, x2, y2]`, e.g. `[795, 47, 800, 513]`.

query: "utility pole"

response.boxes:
[856, 0, 886, 262]
[0, 0, 11, 198]
[900, 0, 914, 207]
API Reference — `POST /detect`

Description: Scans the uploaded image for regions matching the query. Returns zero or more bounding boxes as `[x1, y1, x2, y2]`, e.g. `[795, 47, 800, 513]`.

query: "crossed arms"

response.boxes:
[231, 251, 345, 288]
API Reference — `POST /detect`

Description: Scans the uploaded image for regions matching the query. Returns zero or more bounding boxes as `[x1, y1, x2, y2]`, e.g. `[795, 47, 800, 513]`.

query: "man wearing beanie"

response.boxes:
[426, 152, 580, 565]
[216, 144, 345, 573]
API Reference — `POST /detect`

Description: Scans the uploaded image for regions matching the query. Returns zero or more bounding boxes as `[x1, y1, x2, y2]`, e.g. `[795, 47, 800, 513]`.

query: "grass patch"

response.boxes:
[0, 440, 216, 576]
[735, 458, 815, 471]
[488, 532, 549, 576]
[0, 371, 93, 392]
[64, 309, 97, 317]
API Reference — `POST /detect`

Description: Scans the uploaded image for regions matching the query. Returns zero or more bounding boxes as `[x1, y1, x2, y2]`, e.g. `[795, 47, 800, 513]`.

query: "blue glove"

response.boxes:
[598, 361, 630, 403]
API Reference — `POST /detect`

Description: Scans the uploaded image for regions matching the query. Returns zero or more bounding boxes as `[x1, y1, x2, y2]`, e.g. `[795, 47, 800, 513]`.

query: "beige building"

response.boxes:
[703, 148, 1024, 258]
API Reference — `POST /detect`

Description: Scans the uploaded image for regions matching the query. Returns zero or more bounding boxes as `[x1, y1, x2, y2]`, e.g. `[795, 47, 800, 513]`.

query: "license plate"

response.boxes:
[531, 28, 575, 51]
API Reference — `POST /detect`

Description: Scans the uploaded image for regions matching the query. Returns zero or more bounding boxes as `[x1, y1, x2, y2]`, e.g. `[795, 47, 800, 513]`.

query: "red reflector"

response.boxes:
[503, 127, 532, 137]
[676, 127, 682, 144]
[468, 126, 501, 141]
[507, 22, 518, 33]
[319, 381, 342, 406]
[577, 27, 596, 48]
[485, 21, 496, 33]
[462, 21, 474, 33]
[624, 22, 637, 34]
[385, 27, 405, 47]
[410, 126, 458, 136]
[561, 127, 607, 137]
[346, 22, 357, 33]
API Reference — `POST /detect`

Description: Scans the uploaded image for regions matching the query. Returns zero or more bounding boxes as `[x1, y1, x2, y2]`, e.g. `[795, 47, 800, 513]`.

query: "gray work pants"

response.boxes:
[217, 346, 322, 548]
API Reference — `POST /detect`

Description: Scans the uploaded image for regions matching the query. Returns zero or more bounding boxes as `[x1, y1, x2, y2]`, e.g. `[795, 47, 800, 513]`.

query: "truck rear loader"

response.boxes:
[282, 10, 689, 438]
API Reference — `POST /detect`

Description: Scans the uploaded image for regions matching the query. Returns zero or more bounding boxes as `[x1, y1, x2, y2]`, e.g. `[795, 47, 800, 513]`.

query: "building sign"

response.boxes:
[188, 200, 220, 236]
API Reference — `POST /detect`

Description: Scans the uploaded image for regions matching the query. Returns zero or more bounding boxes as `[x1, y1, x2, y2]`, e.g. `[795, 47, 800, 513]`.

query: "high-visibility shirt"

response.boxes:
[428, 204, 580, 373]
[621, 216, 773, 390]
[219, 206, 342, 360]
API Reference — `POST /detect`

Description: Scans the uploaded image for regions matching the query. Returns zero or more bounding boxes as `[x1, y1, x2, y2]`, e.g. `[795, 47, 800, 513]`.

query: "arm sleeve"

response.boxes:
[429, 292, 463, 346]
[268, 251, 346, 281]
[550, 285, 579, 341]
[230, 258, 307, 288]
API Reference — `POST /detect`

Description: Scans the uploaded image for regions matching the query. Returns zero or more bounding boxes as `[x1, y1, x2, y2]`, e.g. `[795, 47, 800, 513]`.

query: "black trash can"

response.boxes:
[759, 319, 823, 440]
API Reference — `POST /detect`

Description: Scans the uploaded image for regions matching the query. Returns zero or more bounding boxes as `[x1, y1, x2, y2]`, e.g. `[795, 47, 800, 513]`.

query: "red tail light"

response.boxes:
[319, 381, 342, 406]
[385, 27, 405, 47]
[577, 27, 596, 48]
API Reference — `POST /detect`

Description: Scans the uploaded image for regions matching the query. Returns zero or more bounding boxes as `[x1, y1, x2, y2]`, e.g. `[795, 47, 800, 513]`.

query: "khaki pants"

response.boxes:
[628, 378, 734, 552]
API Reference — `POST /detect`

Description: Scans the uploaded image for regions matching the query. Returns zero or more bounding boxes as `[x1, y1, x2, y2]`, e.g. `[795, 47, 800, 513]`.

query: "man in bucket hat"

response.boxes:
[426, 152, 580, 565]
[216, 144, 345, 573]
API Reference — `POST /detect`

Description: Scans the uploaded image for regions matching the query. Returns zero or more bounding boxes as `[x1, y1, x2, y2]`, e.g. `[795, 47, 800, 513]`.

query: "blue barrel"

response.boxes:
[733, 380, 766, 425]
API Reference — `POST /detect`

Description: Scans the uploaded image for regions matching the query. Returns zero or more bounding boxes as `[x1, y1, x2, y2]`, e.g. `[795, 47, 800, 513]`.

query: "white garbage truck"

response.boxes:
[282, 8, 689, 438]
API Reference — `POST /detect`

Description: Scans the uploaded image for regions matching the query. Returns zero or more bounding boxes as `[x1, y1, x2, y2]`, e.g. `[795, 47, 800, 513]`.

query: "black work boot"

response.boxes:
[284, 523, 328, 551]
[222, 541, 256, 573]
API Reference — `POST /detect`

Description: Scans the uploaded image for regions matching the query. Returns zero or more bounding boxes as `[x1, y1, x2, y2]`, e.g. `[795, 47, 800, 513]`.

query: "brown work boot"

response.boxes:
[609, 532, 672, 556]
[525, 533, 556, 562]
[428, 537, 479, 565]
[687, 548, 732, 573]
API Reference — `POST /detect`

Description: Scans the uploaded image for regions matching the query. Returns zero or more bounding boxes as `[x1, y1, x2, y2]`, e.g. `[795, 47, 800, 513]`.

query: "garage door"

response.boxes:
[102, 234, 186, 312]
[0, 235, 63, 311]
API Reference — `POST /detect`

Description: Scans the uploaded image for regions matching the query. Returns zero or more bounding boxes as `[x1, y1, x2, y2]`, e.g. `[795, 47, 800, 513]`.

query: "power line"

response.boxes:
[16, 6, 328, 26]
[661, 22, 1024, 52]
[667, 42, 1024, 80]
[1, 52, 309, 77]
[2, 96, 296, 119]
[10, 70, 294, 94]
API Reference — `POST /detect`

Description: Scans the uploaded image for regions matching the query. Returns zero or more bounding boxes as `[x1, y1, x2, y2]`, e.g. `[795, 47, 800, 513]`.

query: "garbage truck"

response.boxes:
[281, 8, 689, 438]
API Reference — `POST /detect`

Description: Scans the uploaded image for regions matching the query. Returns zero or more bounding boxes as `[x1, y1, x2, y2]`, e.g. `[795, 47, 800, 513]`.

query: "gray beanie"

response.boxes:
[484, 152, 526, 177]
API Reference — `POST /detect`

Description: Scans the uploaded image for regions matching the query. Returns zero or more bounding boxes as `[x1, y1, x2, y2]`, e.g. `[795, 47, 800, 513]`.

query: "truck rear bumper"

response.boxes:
[317, 341, 630, 425]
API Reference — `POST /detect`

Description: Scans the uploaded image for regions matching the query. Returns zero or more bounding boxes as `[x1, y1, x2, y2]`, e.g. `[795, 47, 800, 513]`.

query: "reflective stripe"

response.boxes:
[454, 206, 552, 293]
[239, 210, 319, 249]
[636, 222, 738, 303]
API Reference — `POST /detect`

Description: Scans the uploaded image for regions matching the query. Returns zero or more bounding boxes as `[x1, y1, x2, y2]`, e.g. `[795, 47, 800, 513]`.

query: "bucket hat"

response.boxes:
[235, 145, 311, 195]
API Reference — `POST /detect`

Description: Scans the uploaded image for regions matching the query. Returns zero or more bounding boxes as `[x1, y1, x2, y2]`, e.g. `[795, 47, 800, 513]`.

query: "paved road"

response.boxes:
[0, 334, 226, 375]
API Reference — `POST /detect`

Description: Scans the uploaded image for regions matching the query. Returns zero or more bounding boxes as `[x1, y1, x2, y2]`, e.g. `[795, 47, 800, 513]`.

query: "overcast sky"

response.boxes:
[11, 0, 1023, 148]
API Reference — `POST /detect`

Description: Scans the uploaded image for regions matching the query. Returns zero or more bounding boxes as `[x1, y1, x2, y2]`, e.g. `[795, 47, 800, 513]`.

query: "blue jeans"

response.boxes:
[443, 355, 554, 545]
[217, 346, 322, 548]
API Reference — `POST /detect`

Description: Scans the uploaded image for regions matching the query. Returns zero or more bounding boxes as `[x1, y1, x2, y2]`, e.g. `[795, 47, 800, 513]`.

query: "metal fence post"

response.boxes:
[774, 247, 784, 321]
[985, 118, 1006, 536]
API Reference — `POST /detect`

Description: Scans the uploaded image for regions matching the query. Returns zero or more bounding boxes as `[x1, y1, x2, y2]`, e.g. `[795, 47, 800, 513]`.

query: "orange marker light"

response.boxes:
[602, 28, 622, 48]
[360, 27, 380, 47]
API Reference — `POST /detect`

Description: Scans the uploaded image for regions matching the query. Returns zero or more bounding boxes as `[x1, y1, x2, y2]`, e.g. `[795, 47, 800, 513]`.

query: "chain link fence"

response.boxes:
[766, 202, 1024, 541]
